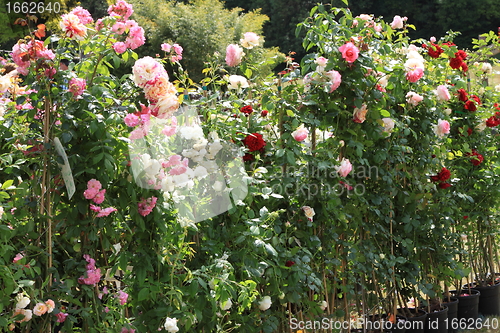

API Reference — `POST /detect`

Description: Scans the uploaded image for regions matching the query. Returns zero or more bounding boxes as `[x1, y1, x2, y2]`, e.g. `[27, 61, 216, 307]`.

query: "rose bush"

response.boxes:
[1, 0, 500, 332]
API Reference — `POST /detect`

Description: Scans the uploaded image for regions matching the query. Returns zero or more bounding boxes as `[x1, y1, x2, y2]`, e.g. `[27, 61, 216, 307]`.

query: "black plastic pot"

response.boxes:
[471, 282, 500, 316]
[398, 308, 427, 333]
[423, 305, 448, 333]
[442, 297, 458, 333]
[450, 289, 480, 320]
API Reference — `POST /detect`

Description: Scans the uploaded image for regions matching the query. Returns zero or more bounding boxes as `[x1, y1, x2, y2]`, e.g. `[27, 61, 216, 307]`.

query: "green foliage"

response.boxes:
[129, 0, 281, 82]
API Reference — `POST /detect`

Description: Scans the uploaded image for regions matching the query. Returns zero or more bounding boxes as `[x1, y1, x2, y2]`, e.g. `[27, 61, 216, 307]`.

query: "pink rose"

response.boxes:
[315, 56, 328, 70]
[161, 43, 171, 52]
[118, 290, 129, 305]
[406, 91, 424, 106]
[434, 119, 450, 138]
[68, 78, 86, 97]
[92, 189, 106, 204]
[113, 42, 128, 54]
[406, 68, 424, 83]
[325, 70, 342, 92]
[225, 44, 244, 67]
[291, 126, 309, 142]
[436, 85, 451, 102]
[390, 15, 405, 29]
[124, 113, 140, 127]
[240, 32, 260, 49]
[96, 207, 117, 217]
[336, 158, 353, 177]
[339, 42, 360, 63]
[55, 312, 68, 323]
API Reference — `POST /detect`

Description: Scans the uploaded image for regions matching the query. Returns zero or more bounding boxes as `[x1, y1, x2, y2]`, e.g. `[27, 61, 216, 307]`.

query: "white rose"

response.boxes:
[320, 301, 328, 311]
[227, 75, 249, 90]
[164, 317, 179, 333]
[481, 62, 492, 73]
[258, 296, 272, 311]
[15, 295, 30, 309]
[302, 206, 315, 220]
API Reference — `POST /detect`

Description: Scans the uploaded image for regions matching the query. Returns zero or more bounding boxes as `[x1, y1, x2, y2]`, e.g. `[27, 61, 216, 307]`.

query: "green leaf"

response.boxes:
[138, 287, 149, 301]
[380, 109, 391, 117]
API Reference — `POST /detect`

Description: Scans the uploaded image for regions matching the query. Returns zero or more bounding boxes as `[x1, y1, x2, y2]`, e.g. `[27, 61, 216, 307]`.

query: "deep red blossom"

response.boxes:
[470, 95, 481, 105]
[261, 110, 269, 117]
[242, 133, 266, 152]
[424, 42, 444, 58]
[486, 112, 500, 127]
[457, 88, 468, 102]
[242, 153, 254, 162]
[449, 57, 463, 70]
[467, 150, 484, 166]
[455, 50, 468, 60]
[240, 105, 253, 115]
[285, 260, 295, 267]
[438, 182, 452, 189]
[431, 167, 451, 182]
[464, 100, 477, 112]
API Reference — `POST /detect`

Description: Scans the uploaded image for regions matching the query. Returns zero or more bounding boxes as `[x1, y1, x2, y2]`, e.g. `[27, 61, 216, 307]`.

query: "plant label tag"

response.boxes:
[54, 137, 76, 199]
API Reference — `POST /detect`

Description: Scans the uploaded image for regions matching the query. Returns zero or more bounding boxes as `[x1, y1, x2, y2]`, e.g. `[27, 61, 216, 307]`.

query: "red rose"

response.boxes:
[425, 43, 444, 58]
[464, 100, 476, 112]
[242, 133, 266, 152]
[240, 105, 253, 115]
[470, 95, 481, 105]
[486, 114, 500, 127]
[457, 88, 468, 102]
[469, 150, 484, 166]
[261, 110, 268, 117]
[460, 62, 468, 72]
[449, 57, 463, 69]
[439, 182, 452, 189]
[285, 260, 295, 267]
[455, 50, 467, 60]
[242, 153, 254, 162]
[431, 167, 451, 182]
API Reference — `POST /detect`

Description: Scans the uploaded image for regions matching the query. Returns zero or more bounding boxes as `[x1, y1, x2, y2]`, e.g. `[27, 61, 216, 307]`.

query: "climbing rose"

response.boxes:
[339, 42, 359, 63]
[302, 206, 315, 221]
[70, 6, 93, 25]
[108, 0, 134, 20]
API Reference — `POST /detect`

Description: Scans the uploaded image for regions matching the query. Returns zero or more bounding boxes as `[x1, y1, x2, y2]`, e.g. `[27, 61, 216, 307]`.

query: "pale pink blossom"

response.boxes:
[435, 85, 451, 102]
[227, 75, 249, 89]
[325, 70, 342, 92]
[291, 126, 309, 142]
[406, 91, 424, 106]
[390, 15, 405, 29]
[154, 94, 179, 119]
[240, 32, 260, 49]
[339, 42, 359, 63]
[336, 158, 353, 177]
[353, 104, 368, 123]
[45, 300, 55, 313]
[112, 21, 127, 34]
[13, 308, 32, 323]
[173, 43, 183, 56]
[315, 56, 328, 71]
[433, 119, 450, 138]
[126, 25, 145, 50]
[225, 44, 244, 67]
[70, 6, 93, 25]
[381, 118, 395, 135]
[13, 252, 24, 263]
[161, 43, 172, 52]
[302, 206, 315, 221]
[430, 36, 437, 43]
[68, 78, 86, 97]
[60, 13, 87, 40]
[118, 291, 129, 305]
[84, 188, 98, 200]
[33, 302, 48, 316]
[124, 113, 140, 127]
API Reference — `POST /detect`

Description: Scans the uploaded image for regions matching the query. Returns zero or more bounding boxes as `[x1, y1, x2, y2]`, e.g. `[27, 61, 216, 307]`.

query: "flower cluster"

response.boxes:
[430, 167, 452, 189]
[161, 43, 183, 62]
[132, 56, 179, 119]
[11, 39, 55, 75]
[137, 196, 157, 217]
[449, 49, 468, 72]
[78, 254, 101, 285]
[83, 179, 117, 217]
[467, 149, 484, 166]
[303, 56, 342, 93]
[10, 293, 56, 327]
